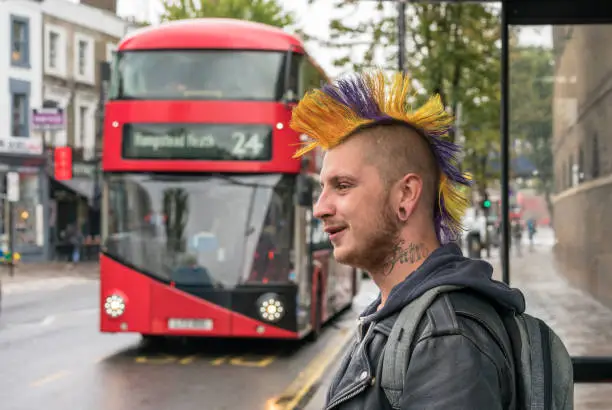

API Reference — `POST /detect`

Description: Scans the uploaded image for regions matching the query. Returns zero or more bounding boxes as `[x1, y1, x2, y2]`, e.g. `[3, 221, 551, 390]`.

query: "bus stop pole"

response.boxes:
[500, 1, 511, 285]
[397, 0, 407, 73]
[8, 201, 14, 277]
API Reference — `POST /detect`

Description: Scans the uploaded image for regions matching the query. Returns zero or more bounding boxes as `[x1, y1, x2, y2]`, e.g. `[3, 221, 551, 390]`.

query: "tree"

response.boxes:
[159, 0, 294, 27]
[314, 1, 502, 194]
[509, 45, 555, 218]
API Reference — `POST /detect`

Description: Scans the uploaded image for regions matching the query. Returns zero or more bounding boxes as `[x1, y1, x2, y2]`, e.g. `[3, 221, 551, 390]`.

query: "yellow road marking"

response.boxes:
[31, 370, 70, 387]
[135, 355, 177, 364]
[229, 355, 276, 368]
[179, 355, 197, 365]
[210, 356, 229, 366]
[132, 353, 277, 367]
[273, 327, 354, 409]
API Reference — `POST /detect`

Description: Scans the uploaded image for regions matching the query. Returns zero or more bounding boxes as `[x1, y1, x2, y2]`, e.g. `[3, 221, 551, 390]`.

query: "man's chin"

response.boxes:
[332, 245, 360, 267]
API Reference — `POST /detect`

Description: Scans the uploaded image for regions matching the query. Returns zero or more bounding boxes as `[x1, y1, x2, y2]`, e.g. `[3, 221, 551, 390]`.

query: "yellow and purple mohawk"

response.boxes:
[289, 70, 473, 244]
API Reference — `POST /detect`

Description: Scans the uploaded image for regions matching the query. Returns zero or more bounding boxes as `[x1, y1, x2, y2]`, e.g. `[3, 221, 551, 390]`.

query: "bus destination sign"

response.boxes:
[122, 123, 272, 161]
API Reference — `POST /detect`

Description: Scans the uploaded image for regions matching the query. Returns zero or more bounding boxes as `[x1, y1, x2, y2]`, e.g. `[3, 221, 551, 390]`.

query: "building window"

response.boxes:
[11, 16, 30, 67]
[74, 34, 95, 83]
[79, 106, 87, 145]
[78, 40, 88, 76]
[592, 133, 600, 178]
[9, 78, 30, 138]
[48, 31, 59, 68]
[12, 94, 28, 137]
[45, 25, 68, 77]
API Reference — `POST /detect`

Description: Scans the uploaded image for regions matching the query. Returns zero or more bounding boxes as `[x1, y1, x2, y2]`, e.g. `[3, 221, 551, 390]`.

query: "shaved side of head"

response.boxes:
[351, 123, 440, 217]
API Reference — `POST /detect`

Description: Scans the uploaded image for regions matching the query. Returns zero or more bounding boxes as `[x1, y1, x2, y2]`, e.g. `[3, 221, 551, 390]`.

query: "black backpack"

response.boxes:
[380, 285, 574, 409]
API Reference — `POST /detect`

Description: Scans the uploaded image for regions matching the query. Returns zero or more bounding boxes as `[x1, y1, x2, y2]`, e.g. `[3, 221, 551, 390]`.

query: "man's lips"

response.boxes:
[324, 226, 347, 235]
[324, 226, 348, 241]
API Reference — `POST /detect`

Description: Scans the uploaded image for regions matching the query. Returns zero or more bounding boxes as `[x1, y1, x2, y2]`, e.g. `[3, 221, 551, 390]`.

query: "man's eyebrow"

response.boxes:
[320, 174, 358, 188]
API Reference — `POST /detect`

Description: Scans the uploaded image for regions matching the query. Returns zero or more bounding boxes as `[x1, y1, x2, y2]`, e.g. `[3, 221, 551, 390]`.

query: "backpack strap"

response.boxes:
[380, 285, 462, 409]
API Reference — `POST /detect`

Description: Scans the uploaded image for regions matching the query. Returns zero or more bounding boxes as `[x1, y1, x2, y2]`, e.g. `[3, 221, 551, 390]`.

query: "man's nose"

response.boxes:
[313, 193, 334, 219]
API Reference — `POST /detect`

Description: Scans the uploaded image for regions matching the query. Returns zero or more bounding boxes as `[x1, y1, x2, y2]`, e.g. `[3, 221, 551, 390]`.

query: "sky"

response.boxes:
[110, 0, 552, 77]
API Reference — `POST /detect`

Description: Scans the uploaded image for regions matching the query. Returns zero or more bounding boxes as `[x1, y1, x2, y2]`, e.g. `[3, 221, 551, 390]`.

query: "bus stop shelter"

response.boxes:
[386, 0, 612, 387]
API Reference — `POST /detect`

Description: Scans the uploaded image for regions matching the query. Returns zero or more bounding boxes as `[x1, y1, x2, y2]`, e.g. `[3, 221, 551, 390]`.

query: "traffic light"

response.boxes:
[480, 193, 491, 211]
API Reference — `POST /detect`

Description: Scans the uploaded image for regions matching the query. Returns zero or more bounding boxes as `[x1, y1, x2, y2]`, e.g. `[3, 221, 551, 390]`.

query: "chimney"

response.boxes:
[80, 0, 118, 14]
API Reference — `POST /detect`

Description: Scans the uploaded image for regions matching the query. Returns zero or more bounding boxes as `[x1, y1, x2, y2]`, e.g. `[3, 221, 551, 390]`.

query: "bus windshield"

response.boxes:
[110, 50, 286, 101]
[102, 173, 295, 287]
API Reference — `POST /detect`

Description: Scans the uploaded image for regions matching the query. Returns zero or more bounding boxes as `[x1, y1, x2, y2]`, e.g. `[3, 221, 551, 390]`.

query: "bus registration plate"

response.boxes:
[168, 318, 213, 330]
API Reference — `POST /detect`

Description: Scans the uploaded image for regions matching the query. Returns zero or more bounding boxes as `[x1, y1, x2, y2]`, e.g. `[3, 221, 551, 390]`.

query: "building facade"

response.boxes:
[0, 0, 133, 262]
[0, 0, 47, 262]
[41, 0, 129, 260]
[552, 25, 612, 308]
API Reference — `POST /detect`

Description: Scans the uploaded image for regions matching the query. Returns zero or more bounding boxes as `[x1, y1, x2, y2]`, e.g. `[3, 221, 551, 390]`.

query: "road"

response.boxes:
[0, 278, 377, 410]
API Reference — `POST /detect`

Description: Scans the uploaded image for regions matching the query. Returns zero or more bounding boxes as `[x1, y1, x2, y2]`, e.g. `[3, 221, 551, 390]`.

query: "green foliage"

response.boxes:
[509, 46, 554, 182]
[509, 45, 554, 218]
[315, 1, 501, 191]
[160, 0, 294, 28]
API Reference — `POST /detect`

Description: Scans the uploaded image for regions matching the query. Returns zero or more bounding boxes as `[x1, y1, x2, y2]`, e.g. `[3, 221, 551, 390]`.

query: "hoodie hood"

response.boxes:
[360, 243, 525, 324]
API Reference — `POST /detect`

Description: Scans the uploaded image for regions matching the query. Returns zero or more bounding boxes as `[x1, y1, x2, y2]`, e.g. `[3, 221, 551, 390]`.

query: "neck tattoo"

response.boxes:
[383, 240, 430, 275]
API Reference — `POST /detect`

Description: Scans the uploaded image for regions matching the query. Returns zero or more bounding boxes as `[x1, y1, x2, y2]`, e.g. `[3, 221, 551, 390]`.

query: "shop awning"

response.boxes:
[52, 177, 94, 200]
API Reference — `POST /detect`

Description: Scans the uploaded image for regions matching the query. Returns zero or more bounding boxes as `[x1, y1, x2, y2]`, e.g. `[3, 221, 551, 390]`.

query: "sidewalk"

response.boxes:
[0, 261, 99, 288]
[490, 246, 612, 410]
[304, 245, 612, 410]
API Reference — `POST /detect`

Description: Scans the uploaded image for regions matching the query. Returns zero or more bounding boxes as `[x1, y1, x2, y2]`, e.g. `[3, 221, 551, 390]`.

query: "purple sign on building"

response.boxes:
[31, 108, 65, 130]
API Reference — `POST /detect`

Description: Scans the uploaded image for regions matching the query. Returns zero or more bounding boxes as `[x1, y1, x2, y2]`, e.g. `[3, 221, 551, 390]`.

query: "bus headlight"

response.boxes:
[104, 294, 126, 318]
[257, 293, 285, 322]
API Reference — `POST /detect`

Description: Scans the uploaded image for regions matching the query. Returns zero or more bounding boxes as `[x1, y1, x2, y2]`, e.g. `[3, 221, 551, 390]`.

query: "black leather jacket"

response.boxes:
[323, 290, 516, 410]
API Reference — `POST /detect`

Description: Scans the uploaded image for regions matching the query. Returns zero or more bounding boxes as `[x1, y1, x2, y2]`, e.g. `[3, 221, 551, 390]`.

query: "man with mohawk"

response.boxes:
[290, 71, 525, 409]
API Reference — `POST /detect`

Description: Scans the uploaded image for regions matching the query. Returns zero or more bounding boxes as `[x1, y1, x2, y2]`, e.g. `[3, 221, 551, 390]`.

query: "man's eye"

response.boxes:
[337, 184, 350, 190]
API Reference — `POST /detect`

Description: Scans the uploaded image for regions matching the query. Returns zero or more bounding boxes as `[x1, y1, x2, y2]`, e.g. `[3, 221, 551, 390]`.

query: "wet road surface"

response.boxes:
[1, 278, 374, 410]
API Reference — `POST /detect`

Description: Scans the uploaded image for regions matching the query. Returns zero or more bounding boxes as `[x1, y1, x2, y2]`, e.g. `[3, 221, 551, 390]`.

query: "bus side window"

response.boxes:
[289, 53, 302, 97]
[297, 55, 307, 98]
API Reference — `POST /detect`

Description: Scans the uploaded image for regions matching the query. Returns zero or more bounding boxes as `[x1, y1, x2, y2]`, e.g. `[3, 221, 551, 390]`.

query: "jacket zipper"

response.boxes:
[325, 319, 374, 409]
[326, 380, 370, 410]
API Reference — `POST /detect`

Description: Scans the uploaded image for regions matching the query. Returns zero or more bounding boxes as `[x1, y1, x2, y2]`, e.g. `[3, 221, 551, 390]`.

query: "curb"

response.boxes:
[273, 327, 356, 410]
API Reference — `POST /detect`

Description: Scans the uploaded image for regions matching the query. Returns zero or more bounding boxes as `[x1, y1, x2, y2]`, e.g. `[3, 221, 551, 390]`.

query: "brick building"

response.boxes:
[551, 25, 612, 308]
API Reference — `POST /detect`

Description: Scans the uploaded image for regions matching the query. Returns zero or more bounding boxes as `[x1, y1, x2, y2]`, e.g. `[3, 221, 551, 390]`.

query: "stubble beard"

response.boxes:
[338, 196, 402, 274]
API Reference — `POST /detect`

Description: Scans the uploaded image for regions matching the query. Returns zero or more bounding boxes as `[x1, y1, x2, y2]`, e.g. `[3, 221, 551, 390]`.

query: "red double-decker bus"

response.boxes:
[99, 18, 361, 341]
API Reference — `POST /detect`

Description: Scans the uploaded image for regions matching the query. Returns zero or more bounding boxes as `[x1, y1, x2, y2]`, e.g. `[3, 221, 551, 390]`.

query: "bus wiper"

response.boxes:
[147, 173, 276, 188]
[212, 174, 276, 189]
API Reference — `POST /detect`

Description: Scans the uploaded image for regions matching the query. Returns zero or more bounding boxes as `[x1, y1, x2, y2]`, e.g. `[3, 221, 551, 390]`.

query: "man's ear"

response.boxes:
[396, 173, 423, 222]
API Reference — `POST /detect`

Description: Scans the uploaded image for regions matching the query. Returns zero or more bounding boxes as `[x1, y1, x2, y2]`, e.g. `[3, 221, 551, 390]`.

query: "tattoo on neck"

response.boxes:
[383, 240, 429, 275]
